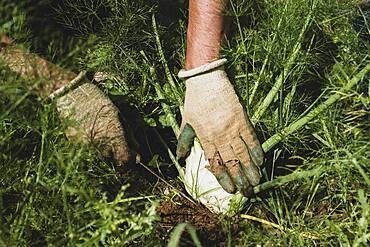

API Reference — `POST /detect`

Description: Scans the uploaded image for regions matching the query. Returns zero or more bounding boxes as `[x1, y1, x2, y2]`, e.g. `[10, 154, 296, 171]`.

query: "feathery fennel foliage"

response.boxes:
[1, 0, 369, 246]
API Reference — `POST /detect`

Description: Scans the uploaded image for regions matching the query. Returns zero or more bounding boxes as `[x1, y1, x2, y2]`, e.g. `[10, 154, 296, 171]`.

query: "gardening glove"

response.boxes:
[56, 83, 132, 166]
[1, 36, 133, 165]
[177, 58, 264, 195]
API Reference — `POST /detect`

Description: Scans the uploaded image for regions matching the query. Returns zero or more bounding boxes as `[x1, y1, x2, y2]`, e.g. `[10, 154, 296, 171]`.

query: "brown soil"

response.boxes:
[119, 164, 237, 246]
[156, 196, 240, 246]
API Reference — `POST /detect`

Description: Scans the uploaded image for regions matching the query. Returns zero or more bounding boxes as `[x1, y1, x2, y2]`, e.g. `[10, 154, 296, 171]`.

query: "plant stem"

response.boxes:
[248, 5, 284, 106]
[251, 1, 316, 123]
[149, 67, 180, 136]
[253, 166, 323, 194]
[138, 161, 196, 204]
[262, 63, 370, 152]
[240, 213, 319, 239]
[153, 129, 184, 180]
[240, 214, 286, 232]
[48, 71, 86, 100]
[152, 14, 183, 112]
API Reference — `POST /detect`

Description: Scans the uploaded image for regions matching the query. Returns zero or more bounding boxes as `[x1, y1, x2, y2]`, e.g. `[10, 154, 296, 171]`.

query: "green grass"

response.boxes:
[1, 0, 369, 246]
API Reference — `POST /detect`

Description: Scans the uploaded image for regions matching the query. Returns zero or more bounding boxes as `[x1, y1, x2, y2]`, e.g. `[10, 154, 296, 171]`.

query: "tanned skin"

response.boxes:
[185, 0, 228, 69]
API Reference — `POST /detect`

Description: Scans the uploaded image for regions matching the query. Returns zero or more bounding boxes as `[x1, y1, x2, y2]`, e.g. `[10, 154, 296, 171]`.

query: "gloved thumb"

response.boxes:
[176, 123, 196, 159]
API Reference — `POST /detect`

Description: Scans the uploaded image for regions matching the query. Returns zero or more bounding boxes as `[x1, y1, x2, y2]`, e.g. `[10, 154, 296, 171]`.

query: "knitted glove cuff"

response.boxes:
[178, 58, 227, 79]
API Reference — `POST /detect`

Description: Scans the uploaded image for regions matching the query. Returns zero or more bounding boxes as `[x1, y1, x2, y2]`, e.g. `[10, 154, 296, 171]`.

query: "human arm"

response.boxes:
[185, 0, 227, 69]
[177, 0, 264, 196]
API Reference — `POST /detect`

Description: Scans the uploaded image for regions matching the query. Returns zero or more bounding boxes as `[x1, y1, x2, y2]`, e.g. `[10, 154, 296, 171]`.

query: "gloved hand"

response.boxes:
[177, 59, 264, 195]
[56, 83, 132, 166]
[1, 36, 133, 166]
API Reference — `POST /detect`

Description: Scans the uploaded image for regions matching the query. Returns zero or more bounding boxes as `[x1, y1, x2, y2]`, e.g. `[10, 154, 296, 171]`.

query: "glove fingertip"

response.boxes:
[250, 145, 264, 167]
[240, 162, 261, 187]
[209, 168, 236, 194]
[176, 123, 196, 159]
[207, 159, 236, 194]
[176, 146, 187, 159]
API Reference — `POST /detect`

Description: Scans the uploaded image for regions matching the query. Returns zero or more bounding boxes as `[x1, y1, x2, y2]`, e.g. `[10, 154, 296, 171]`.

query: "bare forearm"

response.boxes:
[185, 0, 228, 70]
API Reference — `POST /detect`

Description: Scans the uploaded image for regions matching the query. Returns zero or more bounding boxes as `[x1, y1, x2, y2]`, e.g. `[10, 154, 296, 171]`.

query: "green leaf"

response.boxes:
[167, 223, 202, 247]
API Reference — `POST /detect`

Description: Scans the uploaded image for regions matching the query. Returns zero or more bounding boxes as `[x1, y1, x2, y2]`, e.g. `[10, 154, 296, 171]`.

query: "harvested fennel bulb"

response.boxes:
[183, 140, 246, 214]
